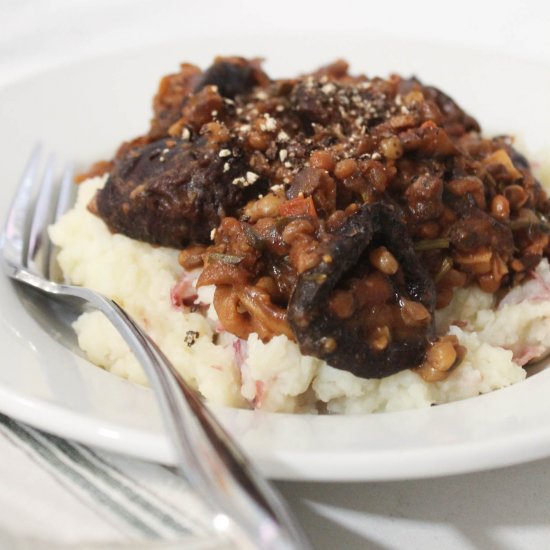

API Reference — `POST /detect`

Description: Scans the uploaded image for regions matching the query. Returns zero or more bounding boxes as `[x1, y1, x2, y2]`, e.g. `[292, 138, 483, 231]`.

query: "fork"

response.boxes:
[1, 146, 311, 550]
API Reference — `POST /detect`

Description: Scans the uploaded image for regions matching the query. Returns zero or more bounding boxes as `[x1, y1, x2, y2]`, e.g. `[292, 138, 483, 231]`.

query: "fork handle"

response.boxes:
[58, 283, 311, 550]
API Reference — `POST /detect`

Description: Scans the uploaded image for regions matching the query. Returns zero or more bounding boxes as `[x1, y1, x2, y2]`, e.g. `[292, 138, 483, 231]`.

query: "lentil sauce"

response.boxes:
[89, 57, 550, 379]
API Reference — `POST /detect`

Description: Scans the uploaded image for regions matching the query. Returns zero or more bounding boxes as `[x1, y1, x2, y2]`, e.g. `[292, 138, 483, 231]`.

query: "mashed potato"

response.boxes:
[49, 176, 547, 414]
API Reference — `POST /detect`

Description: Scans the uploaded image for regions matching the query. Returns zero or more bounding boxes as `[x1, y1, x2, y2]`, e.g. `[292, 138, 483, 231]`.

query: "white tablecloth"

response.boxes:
[2, 1, 550, 548]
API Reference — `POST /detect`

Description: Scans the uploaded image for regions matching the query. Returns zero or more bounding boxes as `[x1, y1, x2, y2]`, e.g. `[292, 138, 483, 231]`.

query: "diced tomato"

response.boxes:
[420, 120, 437, 130]
[278, 195, 317, 217]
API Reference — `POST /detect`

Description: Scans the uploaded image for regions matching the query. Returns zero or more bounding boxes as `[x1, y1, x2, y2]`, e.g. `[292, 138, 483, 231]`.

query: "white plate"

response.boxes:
[1, 34, 550, 482]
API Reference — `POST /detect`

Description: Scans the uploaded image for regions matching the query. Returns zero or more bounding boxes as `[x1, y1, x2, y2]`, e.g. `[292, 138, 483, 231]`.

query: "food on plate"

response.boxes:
[50, 57, 550, 413]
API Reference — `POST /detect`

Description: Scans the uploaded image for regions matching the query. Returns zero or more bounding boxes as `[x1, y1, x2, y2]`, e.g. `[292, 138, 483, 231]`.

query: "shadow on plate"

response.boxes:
[13, 281, 86, 359]
[276, 456, 550, 550]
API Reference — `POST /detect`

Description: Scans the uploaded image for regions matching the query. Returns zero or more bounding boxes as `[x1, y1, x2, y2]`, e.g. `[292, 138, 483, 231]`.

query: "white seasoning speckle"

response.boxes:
[219, 149, 231, 158]
[277, 130, 289, 142]
[211, 110, 218, 117]
[159, 148, 170, 163]
[246, 171, 259, 184]
[322, 82, 336, 95]
[223, 162, 230, 173]
[210, 228, 217, 241]
[263, 115, 277, 132]
[181, 127, 191, 140]
[284, 161, 292, 168]
[371, 152, 382, 160]
[279, 149, 288, 162]
[231, 174, 257, 188]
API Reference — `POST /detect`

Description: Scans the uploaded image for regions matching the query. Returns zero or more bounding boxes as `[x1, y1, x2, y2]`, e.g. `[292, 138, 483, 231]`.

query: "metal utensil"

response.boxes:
[1, 146, 311, 550]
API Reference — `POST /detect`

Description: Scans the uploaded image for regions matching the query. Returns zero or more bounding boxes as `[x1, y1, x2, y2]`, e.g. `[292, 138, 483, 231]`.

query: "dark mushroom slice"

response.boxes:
[96, 137, 264, 247]
[194, 57, 269, 99]
[288, 203, 436, 378]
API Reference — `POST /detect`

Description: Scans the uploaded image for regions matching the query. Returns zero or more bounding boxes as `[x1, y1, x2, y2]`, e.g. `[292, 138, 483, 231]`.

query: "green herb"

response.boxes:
[302, 273, 327, 283]
[435, 256, 453, 283]
[207, 253, 244, 265]
[243, 225, 265, 251]
[414, 238, 450, 251]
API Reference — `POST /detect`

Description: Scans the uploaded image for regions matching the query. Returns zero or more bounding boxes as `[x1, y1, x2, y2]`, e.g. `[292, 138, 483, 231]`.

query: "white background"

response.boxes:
[1, 1, 550, 548]
[2, 0, 549, 88]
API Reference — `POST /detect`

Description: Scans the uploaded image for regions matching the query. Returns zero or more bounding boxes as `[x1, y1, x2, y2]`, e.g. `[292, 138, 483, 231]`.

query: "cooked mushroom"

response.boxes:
[96, 137, 264, 247]
[288, 203, 436, 378]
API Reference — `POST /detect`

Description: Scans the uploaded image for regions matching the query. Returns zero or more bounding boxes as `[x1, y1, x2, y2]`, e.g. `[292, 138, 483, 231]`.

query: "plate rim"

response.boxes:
[1, 35, 550, 482]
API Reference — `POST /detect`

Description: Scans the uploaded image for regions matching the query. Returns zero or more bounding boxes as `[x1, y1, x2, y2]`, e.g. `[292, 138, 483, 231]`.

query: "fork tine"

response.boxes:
[48, 163, 74, 280]
[54, 163, 74, 223]
[1, 144, 42, 271]
[26, 154, 56, 276]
